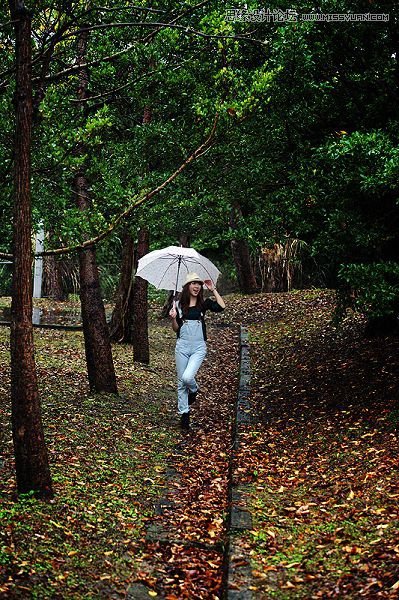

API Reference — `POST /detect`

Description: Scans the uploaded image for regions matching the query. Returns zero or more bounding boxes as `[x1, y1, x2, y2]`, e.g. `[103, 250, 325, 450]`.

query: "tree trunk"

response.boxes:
[111, 103, 154, 342]
[130, 104, 151, 361]
[132, 227, 150, 364]
[179, 233, 191, 248]
[78, 242, 118, 392]
[74, 29, 117, 394]
[229, 204, 258, 294]
[43, 254, 66, 300]
[109, 229, 135, 342]
[9, 1, 53, 498]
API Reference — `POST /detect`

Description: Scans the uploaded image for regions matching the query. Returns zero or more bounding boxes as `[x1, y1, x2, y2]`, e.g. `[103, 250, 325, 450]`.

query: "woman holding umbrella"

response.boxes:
[169, 272, 225, 430]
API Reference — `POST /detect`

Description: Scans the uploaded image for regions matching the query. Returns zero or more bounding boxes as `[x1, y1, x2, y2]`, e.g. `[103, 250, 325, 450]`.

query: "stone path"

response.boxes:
[126, 320, 256, 599]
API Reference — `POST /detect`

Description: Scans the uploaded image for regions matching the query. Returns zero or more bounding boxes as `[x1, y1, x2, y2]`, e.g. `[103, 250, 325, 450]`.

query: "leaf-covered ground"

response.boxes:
[1, 290, 399, 599]
[224, 290, 399, 599]
[0, 309, 182, 599]
[0, 301, 239, 599]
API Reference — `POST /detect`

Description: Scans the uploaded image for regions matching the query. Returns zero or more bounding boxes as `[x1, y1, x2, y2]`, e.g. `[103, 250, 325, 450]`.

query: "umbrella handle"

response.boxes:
[174, 255, 182, 299]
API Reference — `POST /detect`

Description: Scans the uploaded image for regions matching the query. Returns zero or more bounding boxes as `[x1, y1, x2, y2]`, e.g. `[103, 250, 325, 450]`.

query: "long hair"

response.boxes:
[179, 282, 204, 317]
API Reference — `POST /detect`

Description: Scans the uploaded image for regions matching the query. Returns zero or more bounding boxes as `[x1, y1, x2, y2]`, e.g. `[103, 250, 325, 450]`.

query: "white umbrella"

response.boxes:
[135, 245, 220, 294]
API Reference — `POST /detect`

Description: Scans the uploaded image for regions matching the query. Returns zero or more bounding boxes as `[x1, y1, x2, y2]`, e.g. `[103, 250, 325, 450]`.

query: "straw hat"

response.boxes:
[184, 272, 204, 286]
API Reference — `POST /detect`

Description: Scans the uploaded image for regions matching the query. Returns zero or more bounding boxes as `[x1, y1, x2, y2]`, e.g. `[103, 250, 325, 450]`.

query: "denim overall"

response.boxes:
[175, 318, 207, 415]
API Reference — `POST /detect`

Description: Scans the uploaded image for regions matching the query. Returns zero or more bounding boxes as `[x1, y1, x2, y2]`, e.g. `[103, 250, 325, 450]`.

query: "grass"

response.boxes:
[0, 308, 178, 598]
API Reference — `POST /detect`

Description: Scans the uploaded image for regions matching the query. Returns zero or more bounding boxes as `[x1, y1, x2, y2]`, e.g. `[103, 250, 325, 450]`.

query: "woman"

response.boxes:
[169, 272, 225, 430]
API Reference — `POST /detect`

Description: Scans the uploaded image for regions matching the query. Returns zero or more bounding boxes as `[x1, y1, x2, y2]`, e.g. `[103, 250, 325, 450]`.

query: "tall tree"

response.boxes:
[8, 0, 53, 498]
[109, 229, 135, 342]
[131, 104, 151, 362]
[229, 203, 258, 294]
[132, 227, 150, 364]
[74, 29, 118, 394]
[43, 253, 67, 300]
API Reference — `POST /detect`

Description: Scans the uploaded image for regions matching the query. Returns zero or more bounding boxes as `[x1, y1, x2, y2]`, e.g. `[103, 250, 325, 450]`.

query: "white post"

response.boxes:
[33, 224, 44, 298]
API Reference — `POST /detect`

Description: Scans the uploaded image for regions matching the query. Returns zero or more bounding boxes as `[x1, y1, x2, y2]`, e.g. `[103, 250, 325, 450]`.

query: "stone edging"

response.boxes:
[224, 325, 254, 599]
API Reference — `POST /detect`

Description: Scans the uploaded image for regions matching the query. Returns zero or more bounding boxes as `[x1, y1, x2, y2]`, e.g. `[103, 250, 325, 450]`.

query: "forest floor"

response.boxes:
[0, 290, 398, 599]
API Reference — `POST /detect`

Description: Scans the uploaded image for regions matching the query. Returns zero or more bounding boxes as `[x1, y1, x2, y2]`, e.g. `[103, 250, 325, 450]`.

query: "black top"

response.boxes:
[176, 298, 224, 341]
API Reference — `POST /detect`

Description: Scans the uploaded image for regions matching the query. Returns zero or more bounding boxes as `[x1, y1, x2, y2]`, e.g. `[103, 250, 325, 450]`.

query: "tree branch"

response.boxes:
[67, 21, 265, 46]
[33, 42, 138, 83]
[0, 114, 219, 261]
[40, 114, 219, 256]
[70, 51, 198, 103]
[0, 19, 16, 29]
[82, 5, 168, 15]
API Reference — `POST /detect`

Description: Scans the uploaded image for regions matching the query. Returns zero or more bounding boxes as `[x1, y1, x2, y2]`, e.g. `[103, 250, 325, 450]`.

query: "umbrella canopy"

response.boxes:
[135, 245, 220, 293]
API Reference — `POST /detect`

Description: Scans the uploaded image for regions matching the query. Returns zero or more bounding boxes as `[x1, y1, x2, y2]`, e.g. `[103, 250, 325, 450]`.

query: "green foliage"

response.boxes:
[1, 1, 398, 322]
[338, 262, 399, 320]
[0, 263, 12, 296]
